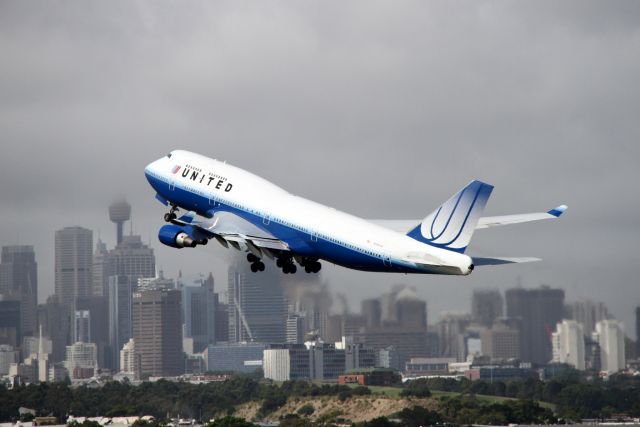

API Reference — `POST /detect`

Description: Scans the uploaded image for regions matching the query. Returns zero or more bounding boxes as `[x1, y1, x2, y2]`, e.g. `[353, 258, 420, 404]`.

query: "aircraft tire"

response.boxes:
[247, 253, 258, 263]
[257, 262, 265, 271]
[250, 263, 258, 273]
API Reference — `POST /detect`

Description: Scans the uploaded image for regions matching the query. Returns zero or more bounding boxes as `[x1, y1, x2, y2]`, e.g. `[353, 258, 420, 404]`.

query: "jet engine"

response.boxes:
[158, 225, 207, 248]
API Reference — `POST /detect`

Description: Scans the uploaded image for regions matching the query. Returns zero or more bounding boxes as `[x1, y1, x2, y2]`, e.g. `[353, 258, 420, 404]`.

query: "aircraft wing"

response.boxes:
[368, 205, 567, 233]
[171, 211, 290, 253]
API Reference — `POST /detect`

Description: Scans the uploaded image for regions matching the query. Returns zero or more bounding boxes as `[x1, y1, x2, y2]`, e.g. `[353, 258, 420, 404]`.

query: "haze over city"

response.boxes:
[1, 2, 639, 328]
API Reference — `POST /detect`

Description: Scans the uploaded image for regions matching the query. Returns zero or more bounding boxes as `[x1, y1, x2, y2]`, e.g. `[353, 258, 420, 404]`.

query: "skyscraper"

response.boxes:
[361, 299, 381, 328]
[108, 275, 133, 370]
[0, 297, 21, 348]
[182, 277, 216, 352]
[228, 260, 286, 343]
[551, 320, 585, 370]
[132, 288, 182, 377]
[506, 286, 565, 365]
[55, 227, 93, 310]
[0, 245, 38, 339]
[109, 235, 155, 285]
[91, 239, 110, 297]
[471, 289, 503, 328]
[74, 310, 91, 343]
[481, 320, 520, 360]
[635, 306, 639, 357]
[568, 299, 611, 336]
[595, 319, 625, 374]
[37, 295, 70, 363]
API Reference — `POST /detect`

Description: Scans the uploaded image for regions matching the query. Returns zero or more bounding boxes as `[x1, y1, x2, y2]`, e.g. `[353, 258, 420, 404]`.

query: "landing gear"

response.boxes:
[247, 253, 265, 272]
[164, 204, 179, 222]
[304, 261, 321, 273]
[283, 263, 297, 274]
[276, 256, 297, 274]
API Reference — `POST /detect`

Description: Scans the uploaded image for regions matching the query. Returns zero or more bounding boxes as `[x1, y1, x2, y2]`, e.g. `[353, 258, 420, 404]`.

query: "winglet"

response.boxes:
[547, 205, 568, 218]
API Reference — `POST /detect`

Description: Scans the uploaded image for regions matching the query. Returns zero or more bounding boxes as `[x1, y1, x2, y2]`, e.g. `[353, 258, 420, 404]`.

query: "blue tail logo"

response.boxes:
[407, 180, 493, 253]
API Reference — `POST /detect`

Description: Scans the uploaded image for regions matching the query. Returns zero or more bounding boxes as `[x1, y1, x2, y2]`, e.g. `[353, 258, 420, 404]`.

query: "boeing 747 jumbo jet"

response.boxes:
[144, 150, 567, 275]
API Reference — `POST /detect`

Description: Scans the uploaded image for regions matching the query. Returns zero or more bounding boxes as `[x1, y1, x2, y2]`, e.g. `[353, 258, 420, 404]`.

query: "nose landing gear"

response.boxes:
[164, 204, 179, 222]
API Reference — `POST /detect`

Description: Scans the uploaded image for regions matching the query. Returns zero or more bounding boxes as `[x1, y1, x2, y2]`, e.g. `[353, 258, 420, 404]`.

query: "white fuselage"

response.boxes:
[145, 150, 474, 275]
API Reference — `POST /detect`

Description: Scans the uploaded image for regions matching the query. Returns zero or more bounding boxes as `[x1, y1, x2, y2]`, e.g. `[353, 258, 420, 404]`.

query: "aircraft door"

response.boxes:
[169, 180, 176, 191]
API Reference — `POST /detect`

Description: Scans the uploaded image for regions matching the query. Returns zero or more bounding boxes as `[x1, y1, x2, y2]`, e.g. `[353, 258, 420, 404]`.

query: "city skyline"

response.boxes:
[1, 2, 639, 334]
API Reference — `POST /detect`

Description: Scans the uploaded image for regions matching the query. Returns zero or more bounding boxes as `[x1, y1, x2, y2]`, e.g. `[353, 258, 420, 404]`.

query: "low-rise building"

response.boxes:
[338, 368, 400, 386]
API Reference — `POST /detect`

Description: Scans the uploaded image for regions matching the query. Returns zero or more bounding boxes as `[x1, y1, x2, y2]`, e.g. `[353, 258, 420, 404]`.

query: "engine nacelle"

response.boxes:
[158, 225, 198, 248]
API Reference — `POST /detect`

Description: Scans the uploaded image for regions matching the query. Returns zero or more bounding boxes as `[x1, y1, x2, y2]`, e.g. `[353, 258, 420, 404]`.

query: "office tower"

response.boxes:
[0, 297, 20, 348]
[471, 289, 503, 328]
[287, 279, 331, 341]
[91, 240, 110, 297]
[182, 281, 216, 353]
[481, 321, 520, 360]
[0, 246, 38, 340]
[204, 342, 266, 373]
[551, 320, 585, 370]
[568, 300, 611, 336]
[74, 310, 91, 343]
[263, 344, 311, 381]
[132, 288, 182, 377]
[595, 319, 625, 374]
[325, 315, 343, 343]
[108, 275, 133, 370]
[55, 227, 93, 310]
[215, 300, 229, 342]
[23, 335, 52, 357]
[309, 342, 346, 380]
[506, 286, 565, 365]
[228, 260, 286, 343]
[635, 306, 640, 357]
[436, 314, 470, 362]
[37, 295, 71, 363]
[286, 313, 305, 344]
[345, 343, 377, 371]
[77, 296, 108, 366]
[65, 342, 97, 379]
[0, 344, 18, 375]
[396, 291, 427, 329]
[343, 314, 365, 336]
[109, 235, 155, 285]
[361, 299, 382, 328]
[353, 288, 430, 368]
[138, 273, 174, 291]
[109, 200, 131, 246]
[119, 338, 137, 376]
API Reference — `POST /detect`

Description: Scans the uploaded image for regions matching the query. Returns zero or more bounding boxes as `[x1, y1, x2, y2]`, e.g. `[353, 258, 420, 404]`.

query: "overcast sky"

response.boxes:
[1, 1, 639, 332]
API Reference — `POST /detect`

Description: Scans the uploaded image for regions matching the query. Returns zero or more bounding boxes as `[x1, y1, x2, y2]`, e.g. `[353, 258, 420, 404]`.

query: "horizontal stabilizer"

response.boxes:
[472, 256, 541, 266]
[476, 205, 567, 229]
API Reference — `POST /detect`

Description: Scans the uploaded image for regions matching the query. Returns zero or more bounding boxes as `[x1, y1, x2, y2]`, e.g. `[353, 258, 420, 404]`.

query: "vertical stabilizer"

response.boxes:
[407, 180, 493, 253]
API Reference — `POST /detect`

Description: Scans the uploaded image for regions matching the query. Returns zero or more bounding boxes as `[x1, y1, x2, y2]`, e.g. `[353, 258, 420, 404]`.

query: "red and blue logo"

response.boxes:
[172, 165, 181, 174]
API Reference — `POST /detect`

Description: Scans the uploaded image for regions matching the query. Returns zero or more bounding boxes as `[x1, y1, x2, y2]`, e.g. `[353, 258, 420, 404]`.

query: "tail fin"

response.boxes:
[407, 180, 494, 253]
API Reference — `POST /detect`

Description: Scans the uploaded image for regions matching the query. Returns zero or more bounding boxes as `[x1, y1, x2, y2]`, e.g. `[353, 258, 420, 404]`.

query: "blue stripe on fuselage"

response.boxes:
[145, 172, 421, 273]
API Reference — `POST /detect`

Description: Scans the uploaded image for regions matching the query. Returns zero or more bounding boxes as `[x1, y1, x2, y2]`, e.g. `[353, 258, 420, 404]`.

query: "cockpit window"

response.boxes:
[167, 152, 172, 158]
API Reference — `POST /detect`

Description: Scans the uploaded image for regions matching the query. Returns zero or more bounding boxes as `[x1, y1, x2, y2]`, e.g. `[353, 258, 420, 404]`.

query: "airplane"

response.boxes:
[144, 150, 567, 276]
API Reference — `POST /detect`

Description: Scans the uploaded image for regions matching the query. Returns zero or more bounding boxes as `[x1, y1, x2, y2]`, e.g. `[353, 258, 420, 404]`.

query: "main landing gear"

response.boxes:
[276, 257, 297, 274]
[164, 204, 179, 222]
[247, 253, 265, 272]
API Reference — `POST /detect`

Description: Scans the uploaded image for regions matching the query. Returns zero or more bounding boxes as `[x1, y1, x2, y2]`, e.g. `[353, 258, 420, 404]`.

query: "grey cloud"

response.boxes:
[0, 1, 639, 329]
